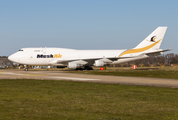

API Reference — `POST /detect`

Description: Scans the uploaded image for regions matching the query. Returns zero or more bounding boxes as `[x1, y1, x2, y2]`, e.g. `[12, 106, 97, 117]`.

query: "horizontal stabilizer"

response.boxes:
[145, 49, 172, 56]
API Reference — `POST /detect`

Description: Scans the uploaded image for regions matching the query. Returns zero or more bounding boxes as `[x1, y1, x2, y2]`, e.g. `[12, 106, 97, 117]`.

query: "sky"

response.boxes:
[0, 0, 178, 56]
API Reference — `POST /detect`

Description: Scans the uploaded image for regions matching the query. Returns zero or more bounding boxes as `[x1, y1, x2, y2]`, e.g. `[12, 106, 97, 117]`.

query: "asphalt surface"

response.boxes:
[0, 69, 178, 88]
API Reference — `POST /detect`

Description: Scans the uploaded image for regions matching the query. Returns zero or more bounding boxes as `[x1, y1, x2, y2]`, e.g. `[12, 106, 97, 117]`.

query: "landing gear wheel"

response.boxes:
[84, 66, 93, 70]
[24, 68, 28, 71]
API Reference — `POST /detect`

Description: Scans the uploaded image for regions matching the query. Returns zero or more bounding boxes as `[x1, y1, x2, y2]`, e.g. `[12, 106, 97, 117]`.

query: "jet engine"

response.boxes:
[94, 60, 105, 67]
[68, 62, 79, 69]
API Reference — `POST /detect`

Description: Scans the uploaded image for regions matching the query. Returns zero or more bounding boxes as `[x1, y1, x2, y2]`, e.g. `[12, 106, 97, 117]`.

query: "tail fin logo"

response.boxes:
[150, 36, 157, 42]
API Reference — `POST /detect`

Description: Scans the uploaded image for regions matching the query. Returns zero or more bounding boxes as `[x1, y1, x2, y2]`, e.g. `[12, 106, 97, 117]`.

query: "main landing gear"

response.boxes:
[24, 68, 28, 71]
[84, 66, 93, 70]
[75, 66, 93, 70]
[24, 65, 28, 71]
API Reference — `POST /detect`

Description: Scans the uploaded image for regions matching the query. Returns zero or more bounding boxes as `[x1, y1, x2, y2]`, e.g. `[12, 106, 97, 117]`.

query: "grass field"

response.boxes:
[67, 67, 178, 79]
[1, 79, 178, 120]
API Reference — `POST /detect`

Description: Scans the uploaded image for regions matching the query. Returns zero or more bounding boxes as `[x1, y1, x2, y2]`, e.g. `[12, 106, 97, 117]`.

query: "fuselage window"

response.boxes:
[18, 50, 23, 51]
[34, 50, 40, 52]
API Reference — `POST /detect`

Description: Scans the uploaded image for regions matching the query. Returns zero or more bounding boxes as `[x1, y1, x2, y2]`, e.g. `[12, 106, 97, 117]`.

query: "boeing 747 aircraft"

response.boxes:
[8, 27, 170, 71]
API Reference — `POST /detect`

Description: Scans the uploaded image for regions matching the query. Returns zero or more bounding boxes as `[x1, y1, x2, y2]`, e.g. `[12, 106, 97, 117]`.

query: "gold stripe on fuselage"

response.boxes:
[119, 39, 162, 57]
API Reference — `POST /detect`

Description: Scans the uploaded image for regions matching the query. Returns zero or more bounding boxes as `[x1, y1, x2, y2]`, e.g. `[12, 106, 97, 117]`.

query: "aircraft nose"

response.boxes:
[8, 54, 19, 63]
[8, 55, 14, 62]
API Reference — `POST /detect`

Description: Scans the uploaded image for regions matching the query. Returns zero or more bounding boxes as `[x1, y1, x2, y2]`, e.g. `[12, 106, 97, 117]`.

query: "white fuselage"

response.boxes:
[8, 48, 126, 66]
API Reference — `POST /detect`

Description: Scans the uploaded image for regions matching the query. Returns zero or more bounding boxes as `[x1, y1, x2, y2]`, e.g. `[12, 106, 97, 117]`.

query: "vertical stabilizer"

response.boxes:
[119, 27, 167, 57]
[135, 27, 167, 50]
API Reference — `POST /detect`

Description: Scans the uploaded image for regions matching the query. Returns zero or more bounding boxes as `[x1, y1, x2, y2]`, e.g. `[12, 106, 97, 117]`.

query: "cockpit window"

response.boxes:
[18, 50, 23, 51]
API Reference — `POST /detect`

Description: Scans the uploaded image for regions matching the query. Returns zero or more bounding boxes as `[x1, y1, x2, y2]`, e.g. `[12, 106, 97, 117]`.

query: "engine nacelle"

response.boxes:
[94, 60, 105, 67]
[68, 62, 79, 69]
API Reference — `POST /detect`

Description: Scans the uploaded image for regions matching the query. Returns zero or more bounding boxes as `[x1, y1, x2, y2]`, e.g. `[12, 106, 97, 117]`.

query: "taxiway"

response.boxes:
[0, 70, 178, 88]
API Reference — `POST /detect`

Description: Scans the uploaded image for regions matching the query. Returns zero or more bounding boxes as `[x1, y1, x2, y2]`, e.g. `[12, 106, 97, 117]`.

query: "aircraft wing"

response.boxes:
[145, 49, 172, 56]
[50, 56, 138, 67]
[51, 58, 116, 66]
